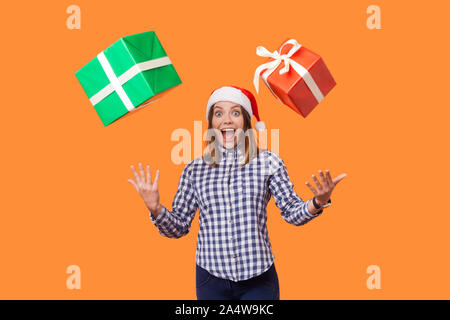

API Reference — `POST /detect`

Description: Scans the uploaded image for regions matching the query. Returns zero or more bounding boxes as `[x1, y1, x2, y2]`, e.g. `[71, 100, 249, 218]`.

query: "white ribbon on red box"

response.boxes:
[253, 39, 324, 104]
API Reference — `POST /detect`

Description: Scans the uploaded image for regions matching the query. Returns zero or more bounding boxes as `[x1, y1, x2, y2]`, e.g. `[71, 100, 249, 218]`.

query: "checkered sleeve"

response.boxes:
[149, 162, 198, 238]
[267, 153, 323, 226]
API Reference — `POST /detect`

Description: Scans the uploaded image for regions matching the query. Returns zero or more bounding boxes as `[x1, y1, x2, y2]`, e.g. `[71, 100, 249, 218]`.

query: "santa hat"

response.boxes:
[206, 85, 265, 132]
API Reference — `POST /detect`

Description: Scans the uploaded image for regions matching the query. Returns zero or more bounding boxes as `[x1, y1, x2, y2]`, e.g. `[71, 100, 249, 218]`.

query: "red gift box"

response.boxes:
[253, 39, 336, 117]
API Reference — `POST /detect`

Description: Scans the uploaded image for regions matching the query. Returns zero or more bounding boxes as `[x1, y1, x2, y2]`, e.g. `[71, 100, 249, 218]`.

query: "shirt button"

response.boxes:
[228, 220, 232, 224]
[229, 236, 233, 241]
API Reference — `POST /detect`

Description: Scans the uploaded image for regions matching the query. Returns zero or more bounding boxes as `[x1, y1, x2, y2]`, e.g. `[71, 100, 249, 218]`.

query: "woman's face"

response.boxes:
[211, 101, 245, 149]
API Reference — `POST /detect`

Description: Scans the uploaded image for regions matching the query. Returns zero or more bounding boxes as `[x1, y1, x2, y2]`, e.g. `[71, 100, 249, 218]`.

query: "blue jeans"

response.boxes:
[196, 263, 280, 300]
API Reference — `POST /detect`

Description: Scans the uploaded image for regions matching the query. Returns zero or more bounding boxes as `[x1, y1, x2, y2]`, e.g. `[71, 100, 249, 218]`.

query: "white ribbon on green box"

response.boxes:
[90, 54, 172, 111]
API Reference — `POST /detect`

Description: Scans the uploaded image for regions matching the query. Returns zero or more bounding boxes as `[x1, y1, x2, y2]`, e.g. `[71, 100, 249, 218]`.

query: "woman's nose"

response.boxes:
[222, 113, 232, 123]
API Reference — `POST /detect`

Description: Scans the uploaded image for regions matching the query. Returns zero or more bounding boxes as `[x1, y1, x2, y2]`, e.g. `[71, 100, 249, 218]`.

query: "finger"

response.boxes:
[147, 165, 152, 184]
[127, 179, 138, 191]
[139, 163, 146, 181]
[130, 165, 140, 183]
[305, 182, 317, 195]
[153, 170, 160, 189]
[312, 174, 322, 190]
[318, 170, 328, 188]
[326, 170, 333, 186]
[333, 173, 347, 185]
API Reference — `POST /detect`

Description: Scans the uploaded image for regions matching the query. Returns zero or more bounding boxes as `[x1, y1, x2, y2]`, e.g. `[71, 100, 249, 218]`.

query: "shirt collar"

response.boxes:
[217, 142, 245, 162]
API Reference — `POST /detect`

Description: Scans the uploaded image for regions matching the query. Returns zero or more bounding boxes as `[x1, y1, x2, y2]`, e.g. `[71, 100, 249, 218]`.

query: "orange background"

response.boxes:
[0, 0, 449, 299]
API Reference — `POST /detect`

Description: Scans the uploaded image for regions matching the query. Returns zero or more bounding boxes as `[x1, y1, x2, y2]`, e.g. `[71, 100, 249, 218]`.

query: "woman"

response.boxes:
[128, 85, 346, 300]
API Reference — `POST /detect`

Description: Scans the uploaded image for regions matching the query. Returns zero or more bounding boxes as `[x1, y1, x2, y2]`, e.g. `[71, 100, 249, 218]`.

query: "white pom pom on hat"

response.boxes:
[206, 85, 265, 132]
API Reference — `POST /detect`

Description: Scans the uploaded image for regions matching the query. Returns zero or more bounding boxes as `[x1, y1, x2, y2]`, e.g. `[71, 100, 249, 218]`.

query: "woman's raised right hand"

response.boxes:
[128, 163, 162, 217]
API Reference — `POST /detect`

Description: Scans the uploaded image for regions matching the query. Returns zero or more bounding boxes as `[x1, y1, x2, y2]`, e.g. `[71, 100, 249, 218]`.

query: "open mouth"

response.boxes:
[221, 128, 235, 141]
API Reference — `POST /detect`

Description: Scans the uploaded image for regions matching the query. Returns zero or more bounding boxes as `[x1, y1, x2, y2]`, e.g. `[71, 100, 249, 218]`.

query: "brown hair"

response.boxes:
[202, 104, 264, 167]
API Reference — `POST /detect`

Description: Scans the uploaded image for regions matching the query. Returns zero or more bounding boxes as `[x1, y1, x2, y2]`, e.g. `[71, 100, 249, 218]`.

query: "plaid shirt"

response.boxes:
[150, 143, 323, 281]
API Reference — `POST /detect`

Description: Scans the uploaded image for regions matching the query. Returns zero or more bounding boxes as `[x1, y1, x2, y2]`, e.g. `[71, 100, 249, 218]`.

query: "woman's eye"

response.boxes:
[233, 111, 240, 116]
[215, 111, 222, 117]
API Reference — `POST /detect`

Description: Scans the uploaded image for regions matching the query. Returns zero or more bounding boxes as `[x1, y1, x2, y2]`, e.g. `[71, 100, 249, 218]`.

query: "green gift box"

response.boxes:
[75, 31, 182, 126]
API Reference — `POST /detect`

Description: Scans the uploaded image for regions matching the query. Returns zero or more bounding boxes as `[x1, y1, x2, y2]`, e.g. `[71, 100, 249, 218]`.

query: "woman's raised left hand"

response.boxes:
[305, 170, 347, 206]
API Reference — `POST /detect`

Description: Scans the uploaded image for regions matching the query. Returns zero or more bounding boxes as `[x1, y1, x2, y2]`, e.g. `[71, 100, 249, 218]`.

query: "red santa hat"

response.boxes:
[206, 85, 265, 132]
